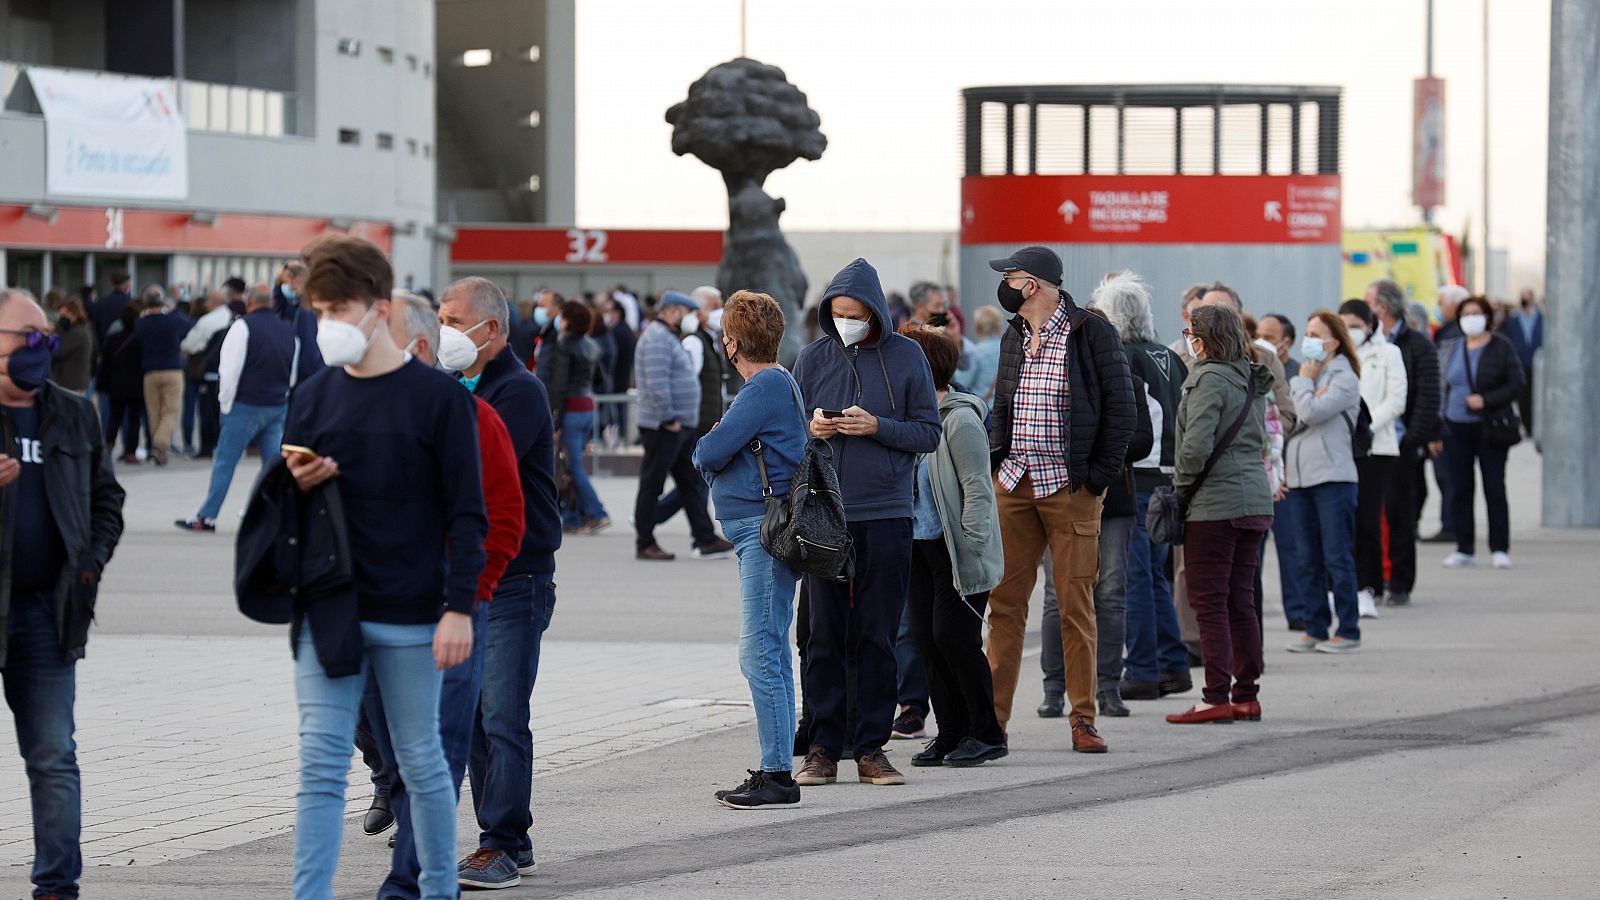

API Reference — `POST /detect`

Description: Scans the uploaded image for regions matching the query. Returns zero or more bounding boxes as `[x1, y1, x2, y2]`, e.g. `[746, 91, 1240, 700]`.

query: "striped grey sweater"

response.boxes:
[634, 320, 701, 429]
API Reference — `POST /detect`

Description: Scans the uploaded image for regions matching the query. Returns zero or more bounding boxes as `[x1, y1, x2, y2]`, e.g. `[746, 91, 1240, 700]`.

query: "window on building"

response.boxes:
[377, 46, 394, 64]
[406, 138, 418, 155]
[338, 128, 360, 145]
[406, 53, 418, 71]
[376, 133, 394, 150]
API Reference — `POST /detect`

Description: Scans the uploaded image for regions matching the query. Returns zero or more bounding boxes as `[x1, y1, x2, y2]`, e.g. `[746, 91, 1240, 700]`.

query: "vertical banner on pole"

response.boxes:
[1413, 76, 1447, 210]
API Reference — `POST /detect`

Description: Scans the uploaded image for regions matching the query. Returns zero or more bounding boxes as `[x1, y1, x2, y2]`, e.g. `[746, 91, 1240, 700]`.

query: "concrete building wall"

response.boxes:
[786, 230, 957, 309]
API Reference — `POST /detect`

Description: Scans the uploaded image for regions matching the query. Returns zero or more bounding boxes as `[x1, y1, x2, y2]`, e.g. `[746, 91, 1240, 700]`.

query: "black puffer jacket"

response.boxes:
[1438, 332, 1524, 421]
[547, 333, 600, 414]
[1389, 320, 1442, 451]
[0, 383, 126, 665]
[990, 291, 1137, 496]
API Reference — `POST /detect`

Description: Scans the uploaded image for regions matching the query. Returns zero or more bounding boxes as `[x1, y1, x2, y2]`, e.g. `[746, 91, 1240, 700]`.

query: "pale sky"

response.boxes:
[574, 0, 1551, 286]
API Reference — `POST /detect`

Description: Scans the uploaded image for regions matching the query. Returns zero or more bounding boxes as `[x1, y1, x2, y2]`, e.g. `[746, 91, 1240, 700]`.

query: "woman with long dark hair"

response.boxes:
[1432, 295, 1523, 569]
[1165, 305, 1273, 724]
[548, 299, 611, 534]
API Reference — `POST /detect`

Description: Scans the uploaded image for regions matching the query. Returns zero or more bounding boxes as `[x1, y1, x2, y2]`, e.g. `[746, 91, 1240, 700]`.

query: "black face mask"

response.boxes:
[997, 280, 1028, 314]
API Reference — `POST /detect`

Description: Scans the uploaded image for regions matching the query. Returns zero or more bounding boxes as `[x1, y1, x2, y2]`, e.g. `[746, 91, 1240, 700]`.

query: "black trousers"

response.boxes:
[1385, 448, 1421, 594]
[907, 539, 1002, 747]
[1444, 420, 1510, 554]
[795, 582, 860, 752]
[803, 518, 911, 761]
[105, 396, 147, 456]
[1519, 365, 1535, 436]
[197, 382, 222, 456]
[632, 427, 716, 551]
[1354, 455, 1397, 594]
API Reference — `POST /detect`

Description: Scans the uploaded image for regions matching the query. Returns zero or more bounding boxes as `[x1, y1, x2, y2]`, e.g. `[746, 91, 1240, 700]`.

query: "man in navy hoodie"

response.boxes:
[792, 258, 941, 788]
[439, 276, 562, 890]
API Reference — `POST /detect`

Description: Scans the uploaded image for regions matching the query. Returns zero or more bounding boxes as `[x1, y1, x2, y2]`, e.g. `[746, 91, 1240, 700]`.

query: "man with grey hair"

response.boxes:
[438, 276, 561, 889]
[1089, 271, 1193, 702]
[1364, 278, 1442, 601]
[360, 288, 529, 898]
[1, 286, 126, 900]
[174, 284, 293, 532]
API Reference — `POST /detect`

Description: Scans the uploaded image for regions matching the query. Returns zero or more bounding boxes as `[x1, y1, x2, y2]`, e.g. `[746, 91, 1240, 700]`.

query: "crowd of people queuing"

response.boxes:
[0, 231, 1545, 897]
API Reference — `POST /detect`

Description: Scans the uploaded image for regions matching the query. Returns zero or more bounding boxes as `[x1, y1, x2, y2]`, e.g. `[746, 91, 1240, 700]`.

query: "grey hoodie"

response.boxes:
[926, 391, 1005, 596]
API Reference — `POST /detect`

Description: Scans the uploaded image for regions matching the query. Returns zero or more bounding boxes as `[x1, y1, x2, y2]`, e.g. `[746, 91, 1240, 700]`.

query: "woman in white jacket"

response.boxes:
[1340, 301, 1407, 618]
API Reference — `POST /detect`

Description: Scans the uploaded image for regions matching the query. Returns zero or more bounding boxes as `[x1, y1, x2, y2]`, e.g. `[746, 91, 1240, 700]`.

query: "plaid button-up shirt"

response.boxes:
[999, 302, 1072, 498]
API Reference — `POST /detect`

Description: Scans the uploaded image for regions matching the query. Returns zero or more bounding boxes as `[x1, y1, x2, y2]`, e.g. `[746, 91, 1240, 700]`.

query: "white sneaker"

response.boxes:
[1442, 551, 1476, 569]
[1358, 589, 1381, 619]
[1492, 552, 1512, 569]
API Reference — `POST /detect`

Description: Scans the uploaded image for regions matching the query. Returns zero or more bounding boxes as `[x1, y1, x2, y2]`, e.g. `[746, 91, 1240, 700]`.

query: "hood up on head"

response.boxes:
[818, 258, 890, 347]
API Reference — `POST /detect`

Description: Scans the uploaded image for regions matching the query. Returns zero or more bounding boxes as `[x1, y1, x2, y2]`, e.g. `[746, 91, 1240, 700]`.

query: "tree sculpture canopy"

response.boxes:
[666, 57, 826, 189]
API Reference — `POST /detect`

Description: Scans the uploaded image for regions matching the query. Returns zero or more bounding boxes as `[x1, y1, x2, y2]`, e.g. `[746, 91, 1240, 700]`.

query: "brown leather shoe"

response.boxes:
[1166, 704, 1236, 724]
[1231, 700, 1262, 721]
[856, 749, 906, 785]
[794, 746, 836, 786]
[636, 544, 676, 561]
[1070, 714, 1108, 753]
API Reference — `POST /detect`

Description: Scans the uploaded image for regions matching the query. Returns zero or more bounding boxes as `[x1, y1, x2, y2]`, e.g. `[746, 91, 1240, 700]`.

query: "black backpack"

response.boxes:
[748, 374, 854, 581]
[1342, 399, 1374, 460]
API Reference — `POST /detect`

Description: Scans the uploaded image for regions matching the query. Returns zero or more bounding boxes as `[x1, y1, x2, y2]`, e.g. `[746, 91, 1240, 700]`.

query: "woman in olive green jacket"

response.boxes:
[1167, 305, 1273, 725]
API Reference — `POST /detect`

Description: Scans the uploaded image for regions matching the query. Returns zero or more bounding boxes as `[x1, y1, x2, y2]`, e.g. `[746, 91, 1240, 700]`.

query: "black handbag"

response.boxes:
[1147, 370, 1259, 545]
[748, 373, 855, 581]
[1462, 342, 1522, 449]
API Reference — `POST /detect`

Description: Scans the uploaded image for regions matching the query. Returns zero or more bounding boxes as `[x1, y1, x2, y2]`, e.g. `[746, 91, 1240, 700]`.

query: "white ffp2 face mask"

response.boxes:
[681, 314, 700, 336]
[316, 305, 380, 368]
[1459, 313, 1488, 338]
[834, 317, 871, 347]
[438, 319, 490, 372]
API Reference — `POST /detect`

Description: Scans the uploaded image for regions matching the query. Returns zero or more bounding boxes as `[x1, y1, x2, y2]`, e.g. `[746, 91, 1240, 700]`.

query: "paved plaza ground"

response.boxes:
[4, 442, 1597, 898]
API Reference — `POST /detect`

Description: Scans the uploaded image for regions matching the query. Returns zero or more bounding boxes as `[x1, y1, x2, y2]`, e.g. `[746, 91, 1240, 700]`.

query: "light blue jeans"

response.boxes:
[722, 515, 800, 772]
[197, 402, 286, 520]
[294, 621, 454, 900]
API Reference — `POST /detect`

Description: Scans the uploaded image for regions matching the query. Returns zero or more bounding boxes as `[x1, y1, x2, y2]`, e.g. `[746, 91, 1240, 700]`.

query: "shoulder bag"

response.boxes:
[1147, 370, 1259, 545]
[749, 373, 855, 581]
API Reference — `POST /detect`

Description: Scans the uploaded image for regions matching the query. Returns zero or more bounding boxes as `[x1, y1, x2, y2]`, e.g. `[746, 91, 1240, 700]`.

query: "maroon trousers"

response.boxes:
[1184, 519, 1267, 706]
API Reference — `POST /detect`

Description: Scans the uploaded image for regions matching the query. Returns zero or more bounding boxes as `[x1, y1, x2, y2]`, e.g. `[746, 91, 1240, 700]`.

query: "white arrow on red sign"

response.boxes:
[1263, 200, 1283, 222]
[1059, 199, 1080, 224]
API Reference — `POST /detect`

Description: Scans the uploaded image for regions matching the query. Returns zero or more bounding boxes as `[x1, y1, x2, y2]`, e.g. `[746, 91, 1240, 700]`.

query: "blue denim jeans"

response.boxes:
[294, 621, 454, 900]
[1270, 493, 1309, 623]
[894, 596, 928, 717]
[3, 591, 80, 899]
[561, 410, 608, 522]
[369, 602, 488, 899]
[196, 402, 287, 520]
[469, 574, 557, 856]
[1288, 482, 1361, 641]
[1123, 490, 1188, 682]
[722, 516, 800, 772]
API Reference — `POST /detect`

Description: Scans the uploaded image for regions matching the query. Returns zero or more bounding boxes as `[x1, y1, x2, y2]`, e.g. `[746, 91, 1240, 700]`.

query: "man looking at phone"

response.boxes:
[437, 276, 562, 889]
[175, 285, 295, 532]
[791, 258, 941, 789]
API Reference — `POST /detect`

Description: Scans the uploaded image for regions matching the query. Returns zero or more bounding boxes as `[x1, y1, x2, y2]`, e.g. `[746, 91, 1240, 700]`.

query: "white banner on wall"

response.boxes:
[27, 66, 189, 200]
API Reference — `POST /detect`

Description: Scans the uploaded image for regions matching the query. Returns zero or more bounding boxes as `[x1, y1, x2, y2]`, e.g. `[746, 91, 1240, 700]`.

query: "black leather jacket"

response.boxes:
[0, 382, 126, 665]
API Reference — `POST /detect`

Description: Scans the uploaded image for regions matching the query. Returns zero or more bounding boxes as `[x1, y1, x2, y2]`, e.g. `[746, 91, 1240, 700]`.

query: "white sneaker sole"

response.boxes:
[458, 874, 522, 890]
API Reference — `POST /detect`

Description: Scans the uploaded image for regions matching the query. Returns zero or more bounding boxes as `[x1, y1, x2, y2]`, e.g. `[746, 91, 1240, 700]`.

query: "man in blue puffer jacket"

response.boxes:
[791, 258, 941, 788]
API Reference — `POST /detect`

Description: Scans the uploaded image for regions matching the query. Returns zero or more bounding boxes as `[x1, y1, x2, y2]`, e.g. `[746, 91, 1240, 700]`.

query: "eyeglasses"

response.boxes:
[0, 329, 59, 353]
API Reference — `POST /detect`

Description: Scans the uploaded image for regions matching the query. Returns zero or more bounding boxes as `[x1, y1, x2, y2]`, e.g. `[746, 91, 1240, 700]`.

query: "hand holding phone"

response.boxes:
[282, 444, 339, 492]
[821, 409, 846, 419]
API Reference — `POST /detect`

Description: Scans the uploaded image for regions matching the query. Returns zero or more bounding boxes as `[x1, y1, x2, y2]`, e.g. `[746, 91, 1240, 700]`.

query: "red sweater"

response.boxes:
[475, 397, 526, 601]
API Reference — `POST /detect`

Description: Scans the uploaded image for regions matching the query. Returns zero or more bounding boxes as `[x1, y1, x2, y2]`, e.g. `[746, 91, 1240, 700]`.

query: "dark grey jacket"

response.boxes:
[0, 382, 126, 665]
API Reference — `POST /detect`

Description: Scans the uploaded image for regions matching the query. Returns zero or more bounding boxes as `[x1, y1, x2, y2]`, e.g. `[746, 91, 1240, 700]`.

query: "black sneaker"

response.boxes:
[1387, 591, 1411, 607]
[173, 517, 217, 533]
[943, 736, 1008, 768]
[890, 707, 926, 740]
[911, 739, 951, 767]
[1287, 619, 1307, 631]
[717, 770, 800, 809]
[1120, 678, 1161, 701]
[1157, 673, 1194, 696]
[1097, 690, 1131, 718]
[1036, 691, 1065, 718]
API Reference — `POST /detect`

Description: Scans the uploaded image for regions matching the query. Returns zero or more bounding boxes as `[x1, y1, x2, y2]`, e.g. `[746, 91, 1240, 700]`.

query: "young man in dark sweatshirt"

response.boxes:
[279, 235, 484, 899]
[791, 258, 942, 788]
[438, 276, 562, 890]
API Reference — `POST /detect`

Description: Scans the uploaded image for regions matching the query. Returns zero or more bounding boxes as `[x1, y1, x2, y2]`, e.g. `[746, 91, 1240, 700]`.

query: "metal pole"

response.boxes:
[739, 0, 746, 57]
[1423, 0, 1435, 223]
[173, 0, 186, 111]
[1481, 0, 1491, 294]
[1542, 0, 1600, 527]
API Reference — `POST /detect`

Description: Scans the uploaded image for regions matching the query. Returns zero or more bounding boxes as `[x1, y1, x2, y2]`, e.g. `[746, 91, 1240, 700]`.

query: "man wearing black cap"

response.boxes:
[982, 246, 1136, 753]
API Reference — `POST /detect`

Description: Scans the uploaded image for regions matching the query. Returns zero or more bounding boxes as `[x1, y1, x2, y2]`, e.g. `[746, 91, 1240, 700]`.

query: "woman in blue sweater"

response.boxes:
[692, 290, 807, 810]
[280, 236, 486, 899]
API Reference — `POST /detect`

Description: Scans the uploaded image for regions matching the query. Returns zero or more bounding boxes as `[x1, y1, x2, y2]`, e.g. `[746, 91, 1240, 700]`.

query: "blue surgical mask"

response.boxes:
[282, 284, 297, 301]
[460, 372, 482, 393]
[533, 307, 551, 328]
[1299, 335, 1327, 362]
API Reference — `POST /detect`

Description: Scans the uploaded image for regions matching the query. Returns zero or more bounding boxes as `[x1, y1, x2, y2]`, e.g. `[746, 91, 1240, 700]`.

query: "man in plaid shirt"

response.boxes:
[983, 247, 1136, 752]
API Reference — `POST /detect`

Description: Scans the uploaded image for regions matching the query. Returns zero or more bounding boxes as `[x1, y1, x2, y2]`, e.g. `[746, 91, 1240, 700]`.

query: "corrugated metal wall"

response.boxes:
[961, 242, 1342, 344]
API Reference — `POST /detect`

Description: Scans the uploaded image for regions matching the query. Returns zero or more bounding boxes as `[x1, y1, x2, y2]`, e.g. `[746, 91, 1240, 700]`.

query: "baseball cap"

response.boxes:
[988, 246, 1063, 286]
[658, 291, 698, 311]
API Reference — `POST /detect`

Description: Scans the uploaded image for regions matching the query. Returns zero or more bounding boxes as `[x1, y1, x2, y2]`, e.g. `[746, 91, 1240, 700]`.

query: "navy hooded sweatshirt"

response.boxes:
[793, 258, 941, 521]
